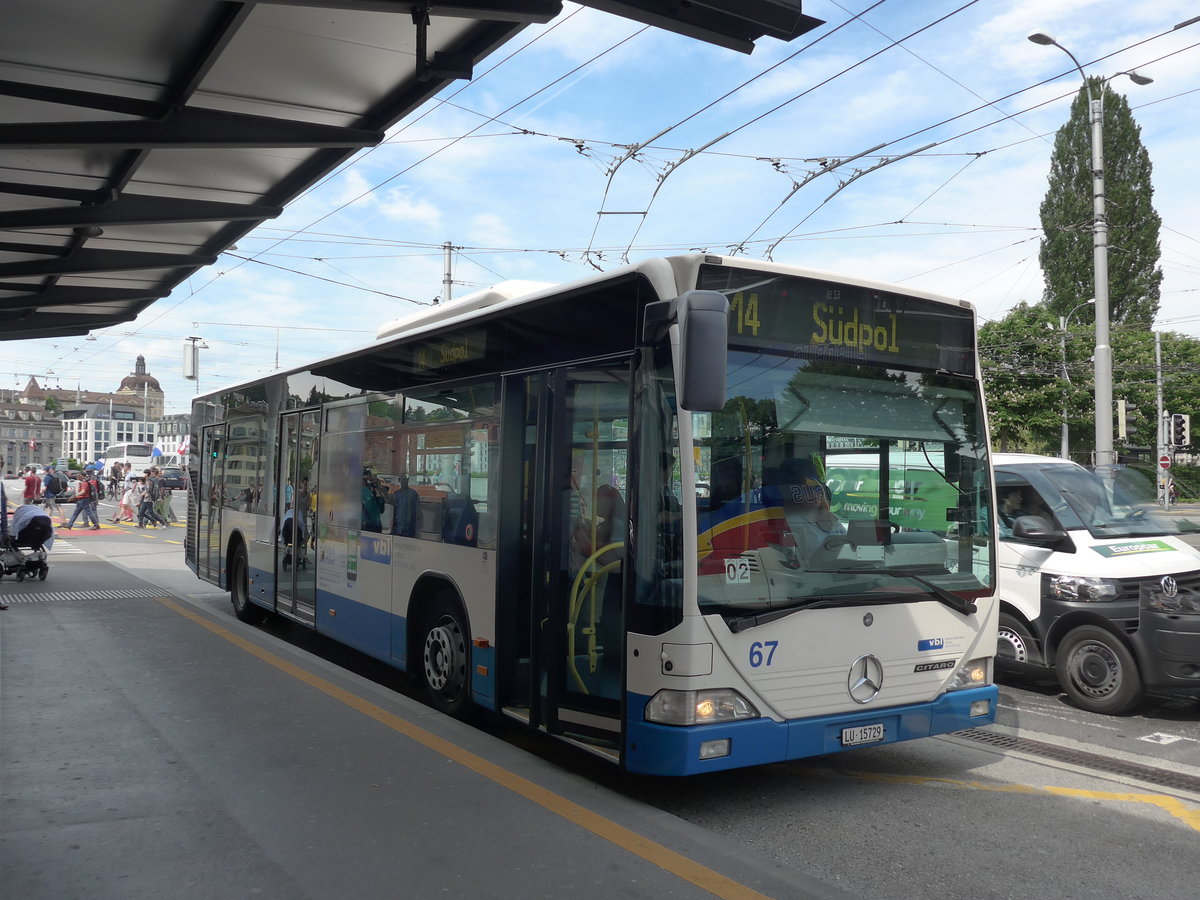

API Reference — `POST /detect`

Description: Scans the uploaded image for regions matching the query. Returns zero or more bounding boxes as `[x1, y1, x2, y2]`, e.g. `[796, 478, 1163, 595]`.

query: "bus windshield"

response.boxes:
[685, 266, 991, 621]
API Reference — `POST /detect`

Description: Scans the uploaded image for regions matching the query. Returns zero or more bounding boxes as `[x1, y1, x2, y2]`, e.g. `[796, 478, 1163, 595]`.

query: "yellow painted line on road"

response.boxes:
[155, 596, 773, 900]
[845, 770, 1200, 832]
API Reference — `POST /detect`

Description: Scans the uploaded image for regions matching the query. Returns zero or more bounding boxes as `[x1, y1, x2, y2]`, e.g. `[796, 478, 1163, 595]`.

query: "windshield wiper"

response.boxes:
[905, 574, 976, 615]
[726, 596, 891, 633]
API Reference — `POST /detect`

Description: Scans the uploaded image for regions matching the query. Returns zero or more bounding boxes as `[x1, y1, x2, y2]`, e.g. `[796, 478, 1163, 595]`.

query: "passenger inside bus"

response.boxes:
[388, 472, 419, 538]
[572, 484, 625, 567]
[361, 468, 386, 533]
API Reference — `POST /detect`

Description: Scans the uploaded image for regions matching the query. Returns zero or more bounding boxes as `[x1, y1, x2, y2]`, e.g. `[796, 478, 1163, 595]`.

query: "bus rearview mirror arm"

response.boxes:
[642, 290, 729, 412]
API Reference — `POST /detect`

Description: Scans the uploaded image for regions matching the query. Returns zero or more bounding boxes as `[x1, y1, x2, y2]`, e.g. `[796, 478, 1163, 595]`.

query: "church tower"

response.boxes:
[116, 355, 165, 419]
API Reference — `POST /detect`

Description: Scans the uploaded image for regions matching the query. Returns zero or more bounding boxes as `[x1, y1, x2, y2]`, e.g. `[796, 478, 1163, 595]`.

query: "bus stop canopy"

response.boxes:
[0, 1, 821, 341]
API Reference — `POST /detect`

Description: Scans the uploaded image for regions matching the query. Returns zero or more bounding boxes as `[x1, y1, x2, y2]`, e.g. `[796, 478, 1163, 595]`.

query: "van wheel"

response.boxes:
[1056, 625, 1142, 715]
[230, 544, 268, 625]
[420, 592, 471, 718]
[997, 613, 1041, 666]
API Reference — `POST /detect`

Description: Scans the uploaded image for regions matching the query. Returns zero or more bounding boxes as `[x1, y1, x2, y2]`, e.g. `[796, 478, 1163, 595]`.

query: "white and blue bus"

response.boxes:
[100, 441, 155, 479]
[187, 254, 998, 775]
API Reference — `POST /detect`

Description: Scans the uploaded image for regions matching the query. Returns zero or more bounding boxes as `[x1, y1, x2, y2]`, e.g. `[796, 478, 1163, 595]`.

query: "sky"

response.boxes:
[4, 0, 1199, 416]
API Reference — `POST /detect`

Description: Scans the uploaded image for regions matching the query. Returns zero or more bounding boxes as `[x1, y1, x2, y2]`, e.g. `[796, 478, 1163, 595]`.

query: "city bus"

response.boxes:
[100, 442, 155, 478]
[186, 254, 999, 775]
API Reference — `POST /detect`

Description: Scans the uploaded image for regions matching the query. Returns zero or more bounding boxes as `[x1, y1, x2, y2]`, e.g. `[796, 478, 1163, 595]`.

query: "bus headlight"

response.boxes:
[1048, 574, 1120, 601]
[644, 689, 759, 726]
[948, 657, 991, 691]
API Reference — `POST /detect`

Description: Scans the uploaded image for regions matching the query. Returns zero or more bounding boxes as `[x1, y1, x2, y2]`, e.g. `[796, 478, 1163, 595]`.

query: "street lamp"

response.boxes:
[1028, 32, 1153, 476]
[1059, 298, 1095, 460]
[183, 336, 208, 395]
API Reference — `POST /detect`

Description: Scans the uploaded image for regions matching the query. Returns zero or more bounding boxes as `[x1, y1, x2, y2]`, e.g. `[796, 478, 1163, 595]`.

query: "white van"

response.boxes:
[992, 453, 1200, 714]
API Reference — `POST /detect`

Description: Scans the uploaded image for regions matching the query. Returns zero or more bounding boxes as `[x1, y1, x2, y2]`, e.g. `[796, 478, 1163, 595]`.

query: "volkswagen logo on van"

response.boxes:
[848, 654, 884, 704]
[1161, 576, 1179, 599]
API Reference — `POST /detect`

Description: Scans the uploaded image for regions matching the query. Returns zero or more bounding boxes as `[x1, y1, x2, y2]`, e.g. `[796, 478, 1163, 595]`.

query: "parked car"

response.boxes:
[160, 466, 188, 490]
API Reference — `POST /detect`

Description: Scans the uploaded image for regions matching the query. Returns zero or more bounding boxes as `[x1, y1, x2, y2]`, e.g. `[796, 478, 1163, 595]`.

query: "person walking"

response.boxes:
[151, 467, 176, 524]
[62, 466, 101, 530]
[41, 465, 65, 523]
[110, 479, 136, 522]
[22, 466, 42, 505]
[137, 471, 169, 528]
[0, 480, 10, 609]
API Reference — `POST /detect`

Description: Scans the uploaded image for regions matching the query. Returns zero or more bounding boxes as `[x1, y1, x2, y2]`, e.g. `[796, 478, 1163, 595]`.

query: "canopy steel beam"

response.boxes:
[255, 0, 562, 22]
[0, 246, 216, 277]
[0, 282, 164, 310]
[0, 194, 283, 230]
[0, 106, 383, 150]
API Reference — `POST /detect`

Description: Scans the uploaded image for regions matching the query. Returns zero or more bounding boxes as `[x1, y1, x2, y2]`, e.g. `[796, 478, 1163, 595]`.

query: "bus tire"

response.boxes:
[1056, 625, 1142, 715]
[420, 591, 471, 718]
[997, 613, 1041, 666]
[230, 544, 268, 625]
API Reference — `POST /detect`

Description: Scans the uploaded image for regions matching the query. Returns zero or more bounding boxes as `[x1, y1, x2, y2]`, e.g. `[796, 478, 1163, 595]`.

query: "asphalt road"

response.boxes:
[4, 491, 1198, 899]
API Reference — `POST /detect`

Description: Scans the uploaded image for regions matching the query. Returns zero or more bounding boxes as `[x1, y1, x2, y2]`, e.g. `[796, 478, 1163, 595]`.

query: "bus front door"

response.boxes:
[524, 364, 630, 750]
[196, 425, 224, 583]
[276, 410, 320, 625]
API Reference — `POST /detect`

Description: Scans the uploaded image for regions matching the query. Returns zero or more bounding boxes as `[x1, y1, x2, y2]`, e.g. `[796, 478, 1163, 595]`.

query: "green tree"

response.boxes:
[979, 303, 1065, 452]
[1038, 76, 1162, 326]
[982, 304, 1200, 459]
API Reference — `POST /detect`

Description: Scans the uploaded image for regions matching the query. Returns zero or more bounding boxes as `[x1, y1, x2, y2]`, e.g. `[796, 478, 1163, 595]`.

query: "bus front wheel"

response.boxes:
[1056, 625, 1142, 715]
[420, 592, 470, 718]
[230, 544, 268, 625]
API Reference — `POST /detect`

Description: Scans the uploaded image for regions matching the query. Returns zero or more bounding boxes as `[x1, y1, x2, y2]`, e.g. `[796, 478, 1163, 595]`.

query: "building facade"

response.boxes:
[7, 355, 167, 472]
[0, 392, 61, 475]
[61, 403, 157, 466]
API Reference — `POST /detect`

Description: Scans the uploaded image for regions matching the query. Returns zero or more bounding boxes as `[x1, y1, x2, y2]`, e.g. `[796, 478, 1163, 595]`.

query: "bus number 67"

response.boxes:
[749, 640, 779, 668]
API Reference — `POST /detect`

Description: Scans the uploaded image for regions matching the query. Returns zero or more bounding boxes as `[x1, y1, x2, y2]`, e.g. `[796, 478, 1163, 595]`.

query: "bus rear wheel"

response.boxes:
[230, 544, 268, 625]
[1056, 625, 1142, 715]
[420, 592, 470, 718]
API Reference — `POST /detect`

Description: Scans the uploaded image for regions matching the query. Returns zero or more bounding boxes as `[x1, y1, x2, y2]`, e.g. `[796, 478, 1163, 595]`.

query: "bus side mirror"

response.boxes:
[677, 290, 728, 412]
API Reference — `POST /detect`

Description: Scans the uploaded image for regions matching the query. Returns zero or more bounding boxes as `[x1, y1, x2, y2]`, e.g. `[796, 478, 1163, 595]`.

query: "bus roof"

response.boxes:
[196, 254, 975, 402]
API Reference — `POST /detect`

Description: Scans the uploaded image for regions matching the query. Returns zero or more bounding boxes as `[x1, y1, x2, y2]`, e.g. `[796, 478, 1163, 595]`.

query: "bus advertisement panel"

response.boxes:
[188, 254, 997, 776]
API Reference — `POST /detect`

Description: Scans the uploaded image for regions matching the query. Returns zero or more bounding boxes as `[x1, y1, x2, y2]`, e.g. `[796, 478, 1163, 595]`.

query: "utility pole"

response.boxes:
[1155, 330, 1167, 507]
[442, 241, 453, 304]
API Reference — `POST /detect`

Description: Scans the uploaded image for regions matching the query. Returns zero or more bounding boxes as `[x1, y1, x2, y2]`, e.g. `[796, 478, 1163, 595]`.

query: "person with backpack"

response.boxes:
[137, 469, 169, 528]
[62, 466, 101, 530]
[41, 465, 66, 523]
[152, 467, 176, 524]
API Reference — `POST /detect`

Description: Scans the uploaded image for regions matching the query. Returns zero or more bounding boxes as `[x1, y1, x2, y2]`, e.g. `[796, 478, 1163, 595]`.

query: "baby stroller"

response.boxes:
[0, 515, 53, 581]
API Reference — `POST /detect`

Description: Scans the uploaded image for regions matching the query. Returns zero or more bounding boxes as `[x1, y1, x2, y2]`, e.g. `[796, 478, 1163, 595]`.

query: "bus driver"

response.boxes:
[775, 458, 846, 558]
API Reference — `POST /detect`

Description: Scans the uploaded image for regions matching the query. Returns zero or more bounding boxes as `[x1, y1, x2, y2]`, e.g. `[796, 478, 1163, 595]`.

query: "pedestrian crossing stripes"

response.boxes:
[0, 588, 166, 604]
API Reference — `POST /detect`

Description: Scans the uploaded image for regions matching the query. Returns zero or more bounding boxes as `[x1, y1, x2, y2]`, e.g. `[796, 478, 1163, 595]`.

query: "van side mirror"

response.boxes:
[677, 290, 729, 412]
[1011, 514, 1072, 550]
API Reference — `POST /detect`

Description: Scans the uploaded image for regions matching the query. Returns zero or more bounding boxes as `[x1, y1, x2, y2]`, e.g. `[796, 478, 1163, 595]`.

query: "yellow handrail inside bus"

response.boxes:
[566, 541, 623, 693]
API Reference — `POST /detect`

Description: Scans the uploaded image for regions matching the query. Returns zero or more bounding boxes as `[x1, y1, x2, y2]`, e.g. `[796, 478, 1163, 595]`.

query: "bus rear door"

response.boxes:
[276, 409, 320, 625]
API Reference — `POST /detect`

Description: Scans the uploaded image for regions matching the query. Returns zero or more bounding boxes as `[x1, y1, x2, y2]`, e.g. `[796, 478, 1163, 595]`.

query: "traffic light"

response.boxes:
[1171, 413, 1191, 447]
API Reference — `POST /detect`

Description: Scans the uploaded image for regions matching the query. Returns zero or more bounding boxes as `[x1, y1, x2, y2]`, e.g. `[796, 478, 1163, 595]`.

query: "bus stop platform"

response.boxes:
[0, 555, 847, 900]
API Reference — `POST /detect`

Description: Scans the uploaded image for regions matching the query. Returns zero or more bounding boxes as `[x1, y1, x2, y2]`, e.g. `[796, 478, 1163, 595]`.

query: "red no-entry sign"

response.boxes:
[1160, 454, 1172, 469]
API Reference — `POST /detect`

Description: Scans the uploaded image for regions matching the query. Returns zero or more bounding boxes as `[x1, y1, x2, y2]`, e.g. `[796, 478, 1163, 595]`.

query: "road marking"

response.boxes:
[843, 770, 1200, 832]
[156, 596, 776, 900]
[1140, 732, 1198, 746]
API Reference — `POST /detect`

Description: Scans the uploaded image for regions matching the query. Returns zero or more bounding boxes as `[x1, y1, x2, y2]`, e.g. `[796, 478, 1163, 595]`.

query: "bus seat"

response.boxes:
[416, 500, 444, 541]
[443, 498, 479, 546]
